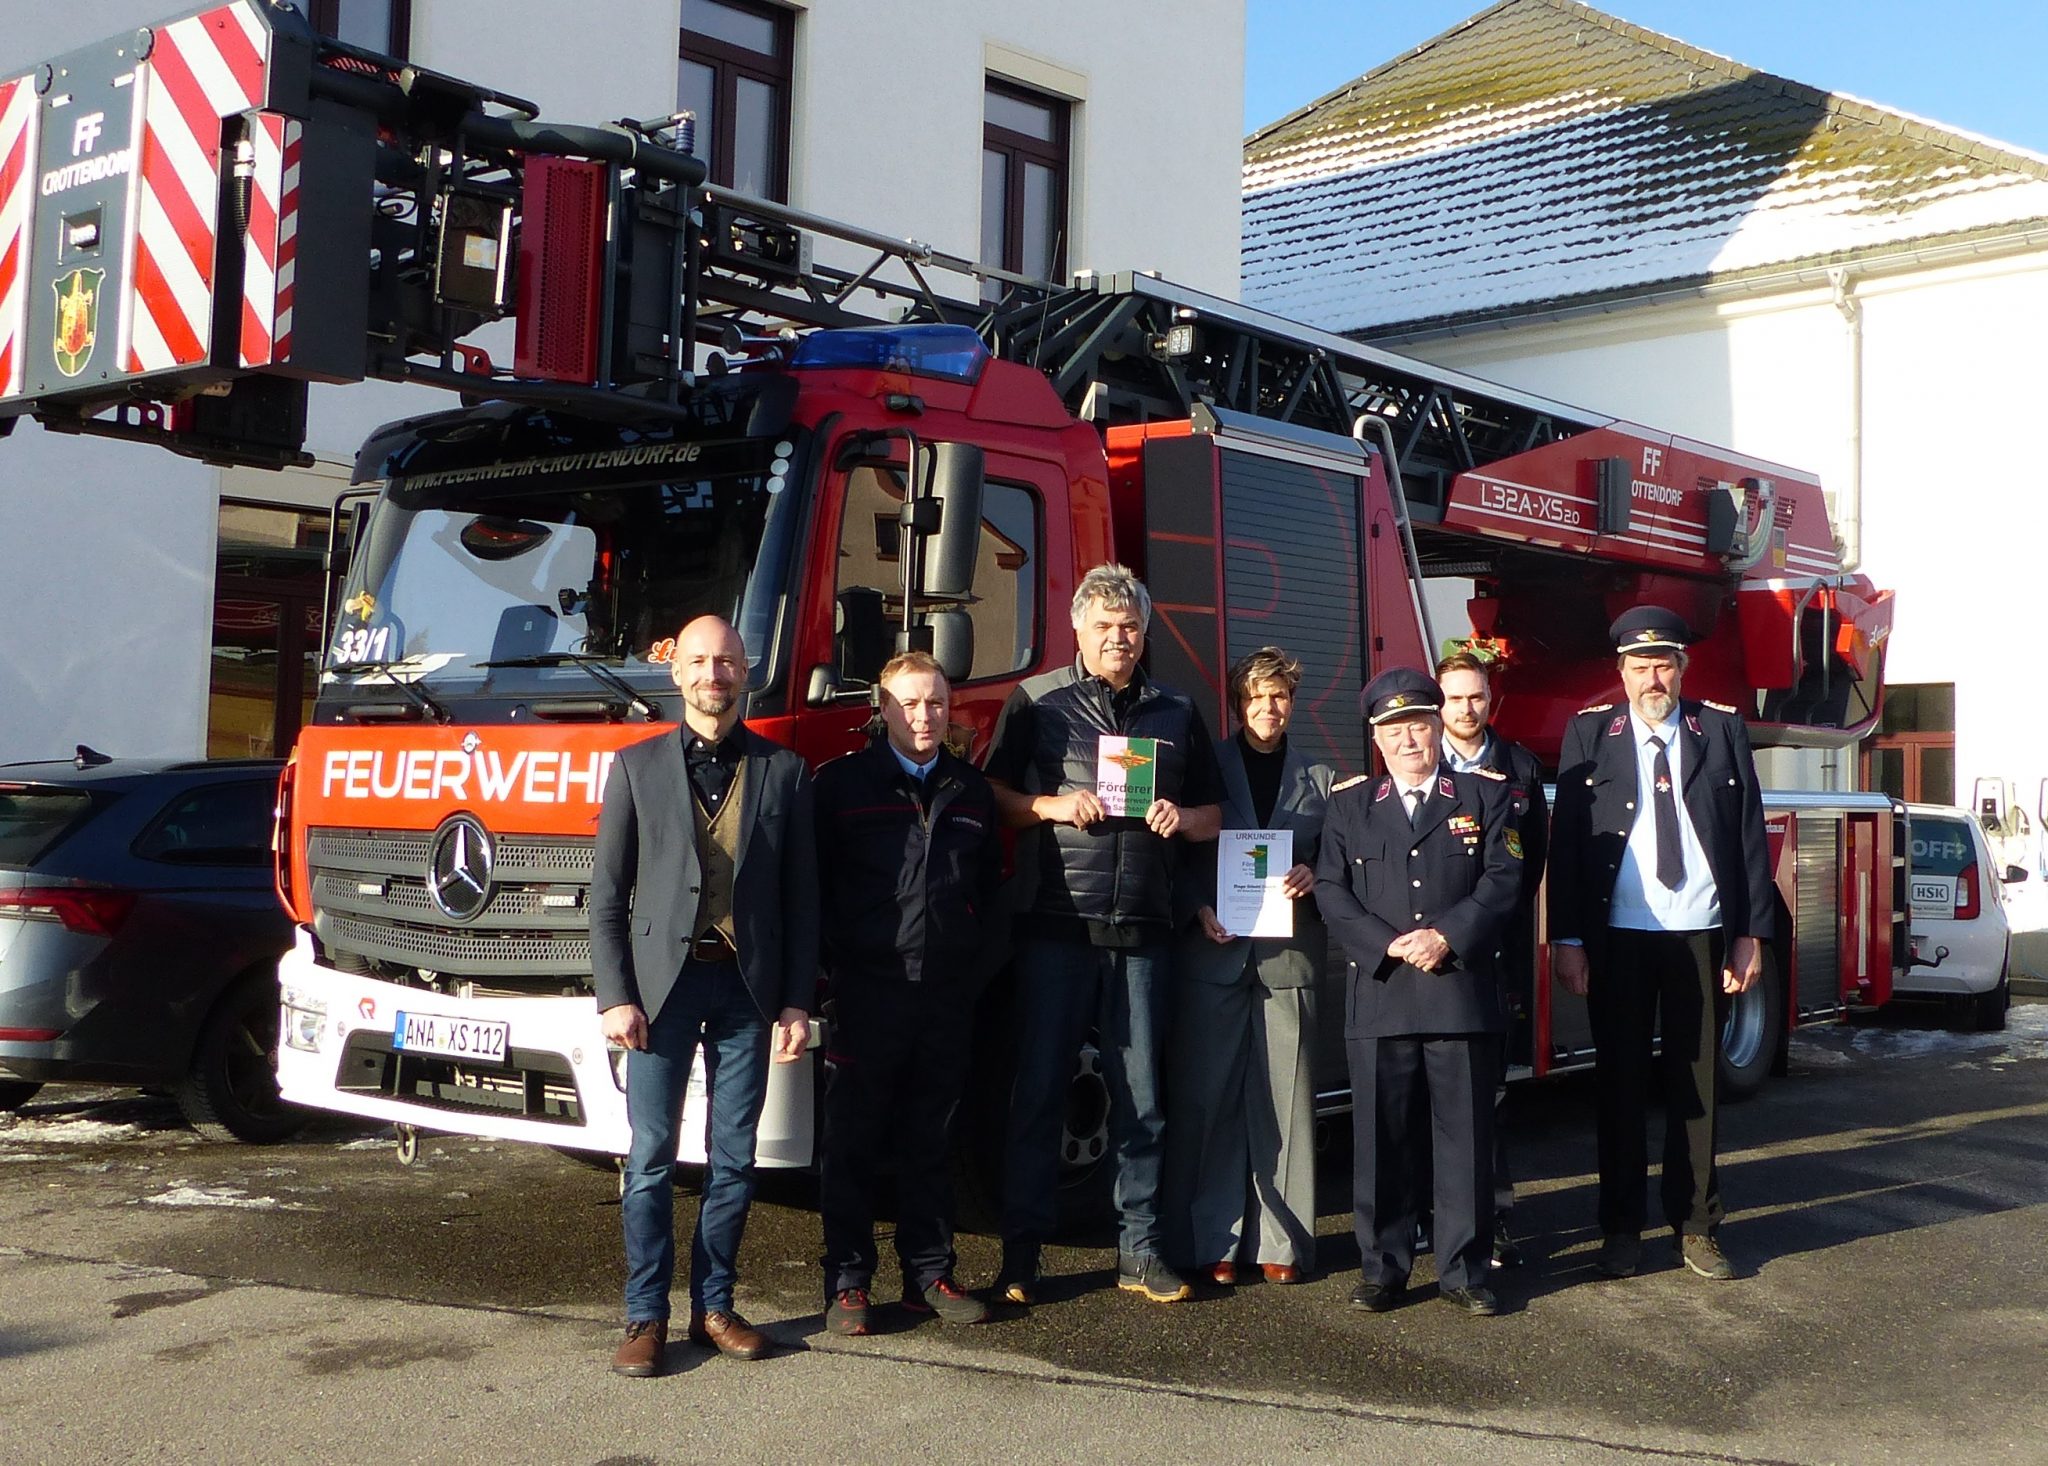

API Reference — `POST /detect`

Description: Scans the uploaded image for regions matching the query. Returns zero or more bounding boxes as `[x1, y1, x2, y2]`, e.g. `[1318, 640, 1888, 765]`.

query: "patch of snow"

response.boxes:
[0, 1118, 142, 1145]
[138, 1185, 312, 1212]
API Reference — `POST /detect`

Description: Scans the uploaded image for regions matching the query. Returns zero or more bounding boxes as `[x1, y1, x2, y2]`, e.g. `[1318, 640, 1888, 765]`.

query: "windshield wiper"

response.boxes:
[477, 652, 661, 719]
[329, 659, 454, 724]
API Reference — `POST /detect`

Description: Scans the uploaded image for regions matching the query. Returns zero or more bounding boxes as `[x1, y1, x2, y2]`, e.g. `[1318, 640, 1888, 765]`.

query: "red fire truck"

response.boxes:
[0, 3, 1903, 1177]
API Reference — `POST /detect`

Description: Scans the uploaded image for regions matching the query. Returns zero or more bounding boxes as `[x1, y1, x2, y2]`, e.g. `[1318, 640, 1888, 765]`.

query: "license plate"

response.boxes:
[393, 1010, 510, 1064]
[1910, 877, 1955, 917]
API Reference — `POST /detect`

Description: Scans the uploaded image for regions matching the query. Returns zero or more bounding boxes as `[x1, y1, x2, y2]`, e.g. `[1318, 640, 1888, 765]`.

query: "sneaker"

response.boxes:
[995, 1243, 1041, 1306]
[1678, 1231, 1735, 1281]
[904, 1277, 989, 1325]
[825, 1288, 872, 1336]
[1117, 1255, 1191, 1303]
[1596, 1233, 1642, 1278]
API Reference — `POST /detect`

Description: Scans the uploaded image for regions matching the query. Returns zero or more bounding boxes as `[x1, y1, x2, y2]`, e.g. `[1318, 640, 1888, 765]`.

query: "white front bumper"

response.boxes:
[274, 930, 816, 1165]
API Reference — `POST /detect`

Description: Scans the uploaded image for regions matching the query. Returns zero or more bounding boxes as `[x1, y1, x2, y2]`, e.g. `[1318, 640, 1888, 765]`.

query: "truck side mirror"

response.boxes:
[928, 609, 975, 683]
[915, 442, 985, 600]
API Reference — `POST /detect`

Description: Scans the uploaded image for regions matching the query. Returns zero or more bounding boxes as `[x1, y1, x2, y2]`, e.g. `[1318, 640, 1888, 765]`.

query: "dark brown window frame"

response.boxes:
[983, 78, 1070, 283]
[306, 0, 411, 58]
[679, 0, 794, 203]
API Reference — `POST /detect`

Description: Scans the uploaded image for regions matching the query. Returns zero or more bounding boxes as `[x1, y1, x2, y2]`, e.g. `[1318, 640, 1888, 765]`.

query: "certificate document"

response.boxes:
[1217, 828, 1293, 938]
[1095, 735, 1159, 817]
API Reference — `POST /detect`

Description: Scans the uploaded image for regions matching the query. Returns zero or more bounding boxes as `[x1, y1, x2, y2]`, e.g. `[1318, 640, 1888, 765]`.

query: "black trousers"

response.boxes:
[1588, 927, 1727, 1238]
[819, 975, 974, 1297]
[1348, 1033, 1497, 1294]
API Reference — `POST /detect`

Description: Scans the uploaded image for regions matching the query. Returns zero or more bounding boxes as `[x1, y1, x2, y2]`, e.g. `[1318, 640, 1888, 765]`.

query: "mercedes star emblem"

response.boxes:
[428, 813, 495, 920]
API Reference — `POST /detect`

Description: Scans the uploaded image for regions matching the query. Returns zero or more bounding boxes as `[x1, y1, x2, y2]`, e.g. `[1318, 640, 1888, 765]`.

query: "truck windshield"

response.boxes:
[325, 436, 800, 697]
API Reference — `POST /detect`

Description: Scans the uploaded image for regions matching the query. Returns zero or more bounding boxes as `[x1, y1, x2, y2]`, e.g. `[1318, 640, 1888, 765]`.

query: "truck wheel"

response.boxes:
[174, 970, 307, 1144]
[0, 1080, 42, 1112]
[1718, 958, 1784, 1104]
[954, 1026, 1115, 1238]
[1969, 972, 2011, 1033]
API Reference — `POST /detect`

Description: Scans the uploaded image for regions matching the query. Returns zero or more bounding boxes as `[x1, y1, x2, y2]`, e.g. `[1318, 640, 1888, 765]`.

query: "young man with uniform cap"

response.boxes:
[1434, 650, 1549, 1268]
[1315, 667, 1524, 1317]
[1547, 606, 1773, 1283]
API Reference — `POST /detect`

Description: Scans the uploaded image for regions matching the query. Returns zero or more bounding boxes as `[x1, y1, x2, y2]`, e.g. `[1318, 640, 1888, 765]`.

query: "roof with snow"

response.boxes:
[1241, 0, 2048, 336]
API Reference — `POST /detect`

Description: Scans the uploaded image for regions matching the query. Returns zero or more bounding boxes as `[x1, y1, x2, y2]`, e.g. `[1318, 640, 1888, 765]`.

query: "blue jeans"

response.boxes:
[621, 958, 770, 1321]
[1002, 937, 1170, 1260]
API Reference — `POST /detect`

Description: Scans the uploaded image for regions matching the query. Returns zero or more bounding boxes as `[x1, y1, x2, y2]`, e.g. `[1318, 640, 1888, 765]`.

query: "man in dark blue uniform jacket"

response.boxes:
[813, 651, 1002, 1338]
[1316, 667, 1522, 1316]
[1547, 606, 1775, 1283]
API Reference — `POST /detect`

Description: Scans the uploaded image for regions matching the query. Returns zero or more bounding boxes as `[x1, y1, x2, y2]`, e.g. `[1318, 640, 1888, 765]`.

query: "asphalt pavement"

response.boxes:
[3, 1001, 2046, 1465]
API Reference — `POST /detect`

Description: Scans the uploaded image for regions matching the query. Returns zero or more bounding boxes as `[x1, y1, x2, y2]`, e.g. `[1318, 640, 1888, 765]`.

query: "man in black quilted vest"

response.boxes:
[985, 564, 1224, 1307]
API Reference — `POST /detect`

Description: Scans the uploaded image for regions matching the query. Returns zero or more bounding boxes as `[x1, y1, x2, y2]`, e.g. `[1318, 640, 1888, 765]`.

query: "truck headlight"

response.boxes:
[282, 989, 328, 1052]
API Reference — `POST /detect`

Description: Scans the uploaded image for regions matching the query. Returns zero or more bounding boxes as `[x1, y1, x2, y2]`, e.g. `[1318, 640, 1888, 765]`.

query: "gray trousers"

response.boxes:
[1163, 955, 1318, 1270]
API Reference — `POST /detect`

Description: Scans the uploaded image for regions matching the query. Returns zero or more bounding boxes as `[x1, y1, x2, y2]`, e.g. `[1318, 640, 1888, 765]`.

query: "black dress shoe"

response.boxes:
[1440, 1284, 1500, 1316]
[1596, 1233, 1642, 1278]
[1348, 1279, 1403, 1313]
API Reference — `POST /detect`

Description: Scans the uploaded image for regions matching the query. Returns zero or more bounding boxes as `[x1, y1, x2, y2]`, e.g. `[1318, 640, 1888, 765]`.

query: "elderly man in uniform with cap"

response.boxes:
[1548, 606, 1774, 1283]
[1315, 667, 1523, 1316]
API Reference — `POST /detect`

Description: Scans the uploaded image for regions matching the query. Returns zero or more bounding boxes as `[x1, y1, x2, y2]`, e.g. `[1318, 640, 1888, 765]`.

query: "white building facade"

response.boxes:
[0, 0, 1244, 762]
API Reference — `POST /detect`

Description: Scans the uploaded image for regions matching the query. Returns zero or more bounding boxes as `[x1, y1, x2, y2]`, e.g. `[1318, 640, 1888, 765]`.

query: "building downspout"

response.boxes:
[1827, 266, 1863, 574]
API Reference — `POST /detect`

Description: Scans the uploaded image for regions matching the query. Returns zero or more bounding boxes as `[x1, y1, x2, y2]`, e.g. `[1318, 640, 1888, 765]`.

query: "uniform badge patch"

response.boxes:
[1607, 715, 1627, 737]
[1448, 812, 1480, 836]
[1369, 777, 1390, 800]
[1686, 714, 1703, 735]
[1437, 775, 1456, 798]
[1505, 829, 1523, 859]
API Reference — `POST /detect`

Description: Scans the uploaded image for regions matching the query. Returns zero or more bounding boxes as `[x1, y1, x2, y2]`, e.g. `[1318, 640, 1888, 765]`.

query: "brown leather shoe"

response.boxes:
[688, 1308, 771, 1360]
[1204, 1261, 1237, 1286]
[1260, 1263, 1302, 1285]
[610, 1319, 667, 1377]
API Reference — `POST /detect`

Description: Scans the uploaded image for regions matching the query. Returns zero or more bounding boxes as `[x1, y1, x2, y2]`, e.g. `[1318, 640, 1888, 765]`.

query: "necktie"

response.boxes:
[1407, 788, 1427, 826]
[1648, 734, 1683, 890]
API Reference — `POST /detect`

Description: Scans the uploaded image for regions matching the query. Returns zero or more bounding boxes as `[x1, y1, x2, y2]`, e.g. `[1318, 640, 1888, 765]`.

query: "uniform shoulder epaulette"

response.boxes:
[1469, 766, 1507, 781]
[1701, 699, 1738, 715]
[1332, 773, 1370, 792]
[1577, 702, 1613, 715]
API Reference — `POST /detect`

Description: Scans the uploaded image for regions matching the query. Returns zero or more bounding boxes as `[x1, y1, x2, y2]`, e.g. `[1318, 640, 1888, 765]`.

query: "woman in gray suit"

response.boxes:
[1165, 646, 1334, 1284]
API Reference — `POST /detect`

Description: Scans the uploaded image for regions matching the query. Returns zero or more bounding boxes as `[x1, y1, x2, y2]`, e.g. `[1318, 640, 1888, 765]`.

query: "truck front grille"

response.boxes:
[309, 826, 596, 980]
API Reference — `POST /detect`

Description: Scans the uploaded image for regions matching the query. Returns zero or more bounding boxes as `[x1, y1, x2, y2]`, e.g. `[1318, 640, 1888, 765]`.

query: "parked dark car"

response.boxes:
[0, 753, 302, 1141]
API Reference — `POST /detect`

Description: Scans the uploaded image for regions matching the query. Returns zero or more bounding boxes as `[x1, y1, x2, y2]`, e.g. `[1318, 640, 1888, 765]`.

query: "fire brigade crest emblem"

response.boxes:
[52, 267, 105, 378]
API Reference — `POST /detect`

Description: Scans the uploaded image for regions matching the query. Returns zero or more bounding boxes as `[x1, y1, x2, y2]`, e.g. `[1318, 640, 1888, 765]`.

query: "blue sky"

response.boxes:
[1245, 1, 2048, 155]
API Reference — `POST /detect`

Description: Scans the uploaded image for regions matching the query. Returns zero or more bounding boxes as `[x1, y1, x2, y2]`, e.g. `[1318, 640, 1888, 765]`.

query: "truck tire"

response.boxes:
[1969, 971, 2011, 1033]
[955, 1020, 1115, 1238]
[174, 970, 307, 1144]
[1718, 956, 1784, 1104]
[0, 1079, 42, 1112]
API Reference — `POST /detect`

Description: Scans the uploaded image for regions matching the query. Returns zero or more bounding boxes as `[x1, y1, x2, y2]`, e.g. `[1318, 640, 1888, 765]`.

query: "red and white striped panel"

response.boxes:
[0, 74, 38, 399]
[123, 0, 269, 375]
[238, 111, 299, 368]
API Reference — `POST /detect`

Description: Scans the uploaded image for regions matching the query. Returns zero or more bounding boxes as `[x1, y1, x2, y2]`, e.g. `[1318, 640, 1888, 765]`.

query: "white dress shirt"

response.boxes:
[1608, 710, 1721, 933]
